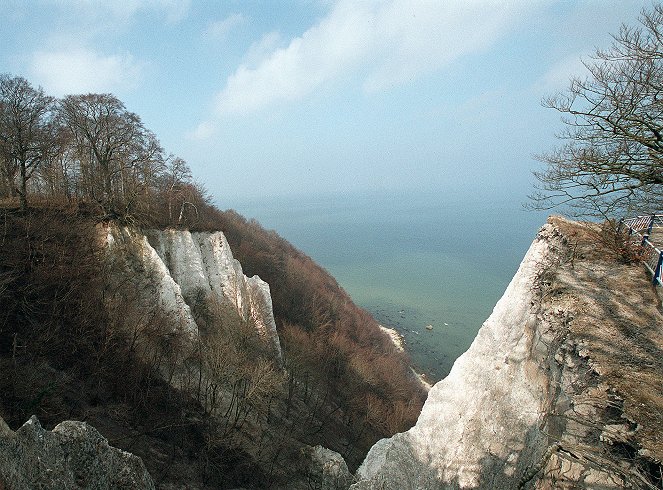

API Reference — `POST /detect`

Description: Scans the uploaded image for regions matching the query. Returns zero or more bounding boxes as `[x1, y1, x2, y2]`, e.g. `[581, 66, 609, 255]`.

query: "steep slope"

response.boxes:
[0, 207, 428, 487]
[352, 217, 663, 489]
[352, 221, 560, 489]
[146, 229, 281, 360]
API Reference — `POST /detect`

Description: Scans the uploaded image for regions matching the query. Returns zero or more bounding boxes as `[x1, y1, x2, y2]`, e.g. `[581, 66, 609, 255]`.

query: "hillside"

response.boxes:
[0, 74, 429, 488]
[0, 205, 426, 488]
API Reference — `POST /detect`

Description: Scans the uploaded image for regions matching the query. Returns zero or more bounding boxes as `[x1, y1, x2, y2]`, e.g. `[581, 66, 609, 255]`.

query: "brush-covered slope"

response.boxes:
[0, 205, 427, 488]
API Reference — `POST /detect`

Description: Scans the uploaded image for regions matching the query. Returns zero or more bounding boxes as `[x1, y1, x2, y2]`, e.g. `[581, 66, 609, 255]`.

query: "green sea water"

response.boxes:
[227, 191, 548, 381]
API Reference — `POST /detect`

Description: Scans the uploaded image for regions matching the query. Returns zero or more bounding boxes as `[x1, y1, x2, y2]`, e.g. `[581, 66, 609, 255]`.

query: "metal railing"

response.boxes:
[620, 214, 663, 235]
[618, 214, 663, 286]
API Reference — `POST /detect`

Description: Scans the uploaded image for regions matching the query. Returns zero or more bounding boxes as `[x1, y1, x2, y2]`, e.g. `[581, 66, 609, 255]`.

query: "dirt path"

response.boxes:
[551, 217, 663, 462]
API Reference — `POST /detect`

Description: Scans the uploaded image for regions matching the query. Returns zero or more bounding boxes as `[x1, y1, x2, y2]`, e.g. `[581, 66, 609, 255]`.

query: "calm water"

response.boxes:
[226, 191, 548, 381]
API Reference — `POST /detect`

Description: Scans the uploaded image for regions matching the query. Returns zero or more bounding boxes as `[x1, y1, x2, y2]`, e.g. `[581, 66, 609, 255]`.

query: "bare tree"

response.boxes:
[58, 93, 155, 214]
[0, 75, 56, 210]
[32, 124, 77, 202]
[160, 156, 192, 222]
[531, 4, 663, 217]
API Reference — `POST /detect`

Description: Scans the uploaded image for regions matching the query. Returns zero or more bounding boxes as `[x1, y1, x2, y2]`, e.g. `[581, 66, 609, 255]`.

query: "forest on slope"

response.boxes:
[0, 74, 427, 488]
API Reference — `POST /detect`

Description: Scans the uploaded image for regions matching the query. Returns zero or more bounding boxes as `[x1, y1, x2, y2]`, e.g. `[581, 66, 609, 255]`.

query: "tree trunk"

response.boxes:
[19, 160, 27, 211]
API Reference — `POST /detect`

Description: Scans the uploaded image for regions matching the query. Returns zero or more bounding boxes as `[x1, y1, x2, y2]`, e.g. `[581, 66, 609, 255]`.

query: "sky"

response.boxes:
[0, 0, 655, 206]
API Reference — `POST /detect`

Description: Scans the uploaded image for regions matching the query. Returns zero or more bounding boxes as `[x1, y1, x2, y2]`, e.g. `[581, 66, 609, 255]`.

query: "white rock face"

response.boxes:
[103, 226, 282, 362]
[379, 325, 405, 352]
[352, 225, 561, 489]
[146, 229, 282, 360]
[108, 227, 199, 337]
[304, 445, 354, 490]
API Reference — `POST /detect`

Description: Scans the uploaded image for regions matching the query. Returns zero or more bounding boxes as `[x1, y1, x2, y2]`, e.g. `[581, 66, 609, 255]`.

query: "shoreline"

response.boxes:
[369, 303, 460, 382]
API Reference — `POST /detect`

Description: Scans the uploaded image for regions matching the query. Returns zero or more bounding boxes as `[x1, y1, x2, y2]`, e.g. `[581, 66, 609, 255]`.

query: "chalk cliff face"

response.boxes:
[351, 218, 663, 489]
[351, 223, 560, 489]
[7, 218, 657, 489]
[145, 228, 282, 360]
[103, 226, 282, 362]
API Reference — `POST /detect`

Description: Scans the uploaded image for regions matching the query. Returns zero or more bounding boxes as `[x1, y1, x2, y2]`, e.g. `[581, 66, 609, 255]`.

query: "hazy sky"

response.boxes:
[0, 1, 653, 204]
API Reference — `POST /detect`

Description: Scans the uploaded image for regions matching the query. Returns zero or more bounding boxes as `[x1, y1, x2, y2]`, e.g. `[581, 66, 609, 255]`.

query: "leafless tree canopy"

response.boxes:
[59, 93, 165, 213]
[531, 4, 663, 218]
[0, 75, 55, 211]
[0, 75, 207, 222]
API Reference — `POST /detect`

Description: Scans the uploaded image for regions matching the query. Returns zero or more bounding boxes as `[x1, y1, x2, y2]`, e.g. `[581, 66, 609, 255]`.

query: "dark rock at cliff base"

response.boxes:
[0, 415, 155, 489]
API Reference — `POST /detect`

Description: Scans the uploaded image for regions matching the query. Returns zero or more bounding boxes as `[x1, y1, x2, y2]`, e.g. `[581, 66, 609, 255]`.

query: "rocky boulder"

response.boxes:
[0, 415, 154, 489]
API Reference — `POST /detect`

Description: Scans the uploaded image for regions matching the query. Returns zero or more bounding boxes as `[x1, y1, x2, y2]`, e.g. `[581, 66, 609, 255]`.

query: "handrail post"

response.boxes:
[648, 215, 655, 235]
[642, 234, 650, 246]
[617, 217, 624, 233]
[654, 251, 663, 286]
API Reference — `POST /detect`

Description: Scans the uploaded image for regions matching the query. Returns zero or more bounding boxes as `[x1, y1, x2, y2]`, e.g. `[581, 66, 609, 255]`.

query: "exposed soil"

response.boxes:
[549, 216, 663, 465]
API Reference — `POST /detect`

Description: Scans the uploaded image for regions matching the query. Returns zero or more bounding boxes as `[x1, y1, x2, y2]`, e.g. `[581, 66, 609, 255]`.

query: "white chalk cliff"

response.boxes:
[103, 225, 282, 362]
[0, 415, 155, 490]
[351, 219, 662, 489]
[5, 218, 658, 489]
[351, 224, 557, 489]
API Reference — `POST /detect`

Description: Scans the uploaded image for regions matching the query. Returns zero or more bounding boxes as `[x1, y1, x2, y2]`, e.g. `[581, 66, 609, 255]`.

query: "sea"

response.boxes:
[226, 190, 549, 382]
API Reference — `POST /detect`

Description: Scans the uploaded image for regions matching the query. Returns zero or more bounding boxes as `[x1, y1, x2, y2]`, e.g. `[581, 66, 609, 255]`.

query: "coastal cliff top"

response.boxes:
[548, 216, 663, 462]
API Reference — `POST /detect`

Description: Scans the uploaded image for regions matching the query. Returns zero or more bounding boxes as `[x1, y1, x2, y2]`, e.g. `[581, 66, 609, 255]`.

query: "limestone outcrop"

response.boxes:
[351, 223, 559, 489]
[351, 218, 663, 489]
[303, 445, 354, 490]
[146, 229, 282, 361]
[0, 415, 154, 489]
[103, 226, 282, 362]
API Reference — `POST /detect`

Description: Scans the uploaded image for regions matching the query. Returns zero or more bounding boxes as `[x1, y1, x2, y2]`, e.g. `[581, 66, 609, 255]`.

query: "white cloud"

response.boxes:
[24, 0, 188, 97]
[205, 13, 246, 40]
[186, 120, 217, 141]
[50, 0, 190, 24]
[30, 48, 144, 96]
[242, 31, 284, 68]
[536, 54, 588, 94]
[214, 0, 538, 115]
[151, 0, 191, 24]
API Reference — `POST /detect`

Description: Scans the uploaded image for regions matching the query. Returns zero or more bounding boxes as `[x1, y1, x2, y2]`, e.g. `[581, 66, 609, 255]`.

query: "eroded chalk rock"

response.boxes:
[351, 224, 563, 489]
[304, 445, 354, 490]
[0, 415, 154, 489]
[104, 226, 282, 363]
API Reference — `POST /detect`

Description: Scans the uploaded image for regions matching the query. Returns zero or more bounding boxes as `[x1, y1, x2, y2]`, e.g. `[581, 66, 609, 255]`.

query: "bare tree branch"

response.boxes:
[530, 4, 663, 217]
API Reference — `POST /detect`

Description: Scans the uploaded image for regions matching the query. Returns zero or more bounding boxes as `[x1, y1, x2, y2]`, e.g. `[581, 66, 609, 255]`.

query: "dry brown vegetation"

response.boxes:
[0, 200, 427, 487]
[532, 216, 663, 488]
[197, 206, 427, 442]
[0, 208, 239, 487]
[0, 74, 427, 486]
[179, 204, 428, 470]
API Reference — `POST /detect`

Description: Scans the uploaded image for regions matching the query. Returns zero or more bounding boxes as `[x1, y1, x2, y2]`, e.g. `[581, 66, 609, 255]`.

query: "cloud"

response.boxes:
[50, 0, 191, 24]
[214, 0, 537, 116]
[204, 13, 246, 40]
[30, 48, 144, 96]
[535, 54, 588, 94]
[242, 31, 284, 68]
[150, 0, 191, 24]
[186, 120, 217, 141]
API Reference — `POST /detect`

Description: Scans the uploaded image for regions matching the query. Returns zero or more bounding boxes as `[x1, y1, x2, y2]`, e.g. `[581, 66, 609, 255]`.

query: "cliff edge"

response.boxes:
[352, 217, 663, 489]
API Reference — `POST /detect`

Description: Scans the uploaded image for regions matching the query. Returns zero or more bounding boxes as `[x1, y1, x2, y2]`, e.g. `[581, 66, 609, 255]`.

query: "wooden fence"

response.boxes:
[618, 215, 663, 286]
